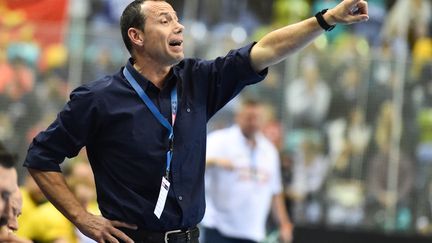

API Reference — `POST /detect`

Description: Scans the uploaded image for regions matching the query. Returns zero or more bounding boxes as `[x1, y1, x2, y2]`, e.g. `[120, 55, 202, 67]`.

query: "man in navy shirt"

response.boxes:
[24, 0, 369, 242]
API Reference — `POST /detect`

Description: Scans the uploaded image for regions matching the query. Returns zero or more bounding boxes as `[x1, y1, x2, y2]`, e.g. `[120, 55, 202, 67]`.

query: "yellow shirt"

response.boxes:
[17, 201, 76, 243]
[16, 187, 36, 233]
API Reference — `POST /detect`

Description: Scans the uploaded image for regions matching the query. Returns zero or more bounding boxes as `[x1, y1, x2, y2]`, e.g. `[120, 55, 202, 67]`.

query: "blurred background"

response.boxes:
[0, 0, 431, 242]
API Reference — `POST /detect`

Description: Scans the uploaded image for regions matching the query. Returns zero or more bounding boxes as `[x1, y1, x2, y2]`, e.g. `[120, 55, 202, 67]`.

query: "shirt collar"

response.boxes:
[232, 125, 263, 148]
[125, 58, 176, 93]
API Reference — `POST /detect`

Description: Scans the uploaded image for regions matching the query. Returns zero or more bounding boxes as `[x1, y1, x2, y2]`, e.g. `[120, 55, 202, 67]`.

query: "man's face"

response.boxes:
[0, 167, 17, 225]
[138, 1, 185, 66]
[236, 105, 265, 138]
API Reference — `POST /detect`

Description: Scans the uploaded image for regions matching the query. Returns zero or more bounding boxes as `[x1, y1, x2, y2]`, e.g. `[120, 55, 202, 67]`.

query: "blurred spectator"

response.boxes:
[327, 64, 366, 121]
[0, 58, 34, 99]
[325, 130, 368, 226]
[366, 150, 415, 231]
[324, 107, 371, 227]
[286, 58, 331, 129]
[0, 142, 18, 224]
[0, 189, 32, 243]
[326, 107, 371, 176]
[0, 58, 41, 167]
[287, 137, 329, 225]
[2, 190, 22, 232]
[18, 159, 97, 243]
[15, 174, 45, 239]
[366, 101, 415, 231]
[202, 99, 293, 243]
[17, 200, 75, 242]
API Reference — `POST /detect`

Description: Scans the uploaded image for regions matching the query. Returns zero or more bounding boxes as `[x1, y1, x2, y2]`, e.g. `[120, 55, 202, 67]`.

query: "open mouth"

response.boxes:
[169, 40, 183, 47]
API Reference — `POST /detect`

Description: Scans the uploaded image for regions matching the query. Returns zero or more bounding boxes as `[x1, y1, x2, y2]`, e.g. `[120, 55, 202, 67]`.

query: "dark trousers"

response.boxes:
[202, 227, 257, 243]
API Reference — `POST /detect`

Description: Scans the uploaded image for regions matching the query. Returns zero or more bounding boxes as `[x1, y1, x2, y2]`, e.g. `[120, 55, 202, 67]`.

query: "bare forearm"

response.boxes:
[251, 17, 324, 71]
[28, 168, 88, 225]
[271, 193, 292, 226]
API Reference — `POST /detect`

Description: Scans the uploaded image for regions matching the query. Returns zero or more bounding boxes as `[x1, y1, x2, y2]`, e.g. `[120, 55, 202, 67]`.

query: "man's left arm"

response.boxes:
[271, 193, 293, 243]
[250, 0, 369, 72]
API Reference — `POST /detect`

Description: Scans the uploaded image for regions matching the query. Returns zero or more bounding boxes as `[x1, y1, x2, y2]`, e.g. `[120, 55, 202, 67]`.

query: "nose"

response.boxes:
[7, 217, 18, 231]
[174, 21, 184, 34]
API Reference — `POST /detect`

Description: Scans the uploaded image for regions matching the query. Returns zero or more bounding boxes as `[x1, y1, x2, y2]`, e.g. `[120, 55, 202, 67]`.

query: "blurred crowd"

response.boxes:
[0, 0, 431, 242]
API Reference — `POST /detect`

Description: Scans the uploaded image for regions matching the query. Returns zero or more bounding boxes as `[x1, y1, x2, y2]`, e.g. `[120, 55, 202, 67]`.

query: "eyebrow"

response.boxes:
[158, 11, 178, 18]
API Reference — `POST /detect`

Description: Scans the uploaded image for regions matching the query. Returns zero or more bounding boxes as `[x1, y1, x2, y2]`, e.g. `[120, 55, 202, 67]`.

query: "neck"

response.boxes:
[133, 56, 172, 90]
[242, 131, 256, 147]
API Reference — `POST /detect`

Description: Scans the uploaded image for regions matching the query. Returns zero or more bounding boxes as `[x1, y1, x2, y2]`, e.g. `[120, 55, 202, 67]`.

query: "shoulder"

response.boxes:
[258, 134, 279, 155]
[174, 58, 211, 73]
[70, 70, 123, 101]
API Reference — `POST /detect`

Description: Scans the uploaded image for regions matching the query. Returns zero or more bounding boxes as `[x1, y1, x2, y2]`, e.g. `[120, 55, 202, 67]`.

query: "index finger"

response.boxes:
[108, 226, 135, 243]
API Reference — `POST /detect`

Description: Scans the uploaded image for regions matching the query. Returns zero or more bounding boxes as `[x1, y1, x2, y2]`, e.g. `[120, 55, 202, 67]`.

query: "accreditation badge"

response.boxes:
[154, 177, 170, 219]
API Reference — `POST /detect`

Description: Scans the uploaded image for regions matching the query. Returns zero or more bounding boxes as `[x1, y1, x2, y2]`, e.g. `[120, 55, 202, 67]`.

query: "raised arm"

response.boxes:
[28, 169, 136, 243]
[250, 0, 369, 72]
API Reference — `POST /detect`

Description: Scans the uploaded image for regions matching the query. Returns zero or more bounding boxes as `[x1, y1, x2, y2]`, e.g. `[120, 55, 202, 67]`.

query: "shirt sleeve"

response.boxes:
[202, 42, 268, 118]
[23, 85, 101, 171]
[271, 147, 283, 195]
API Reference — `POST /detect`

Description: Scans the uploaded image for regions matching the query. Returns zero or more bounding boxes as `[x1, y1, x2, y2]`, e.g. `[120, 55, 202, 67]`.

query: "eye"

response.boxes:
[1, 191, 10, 200]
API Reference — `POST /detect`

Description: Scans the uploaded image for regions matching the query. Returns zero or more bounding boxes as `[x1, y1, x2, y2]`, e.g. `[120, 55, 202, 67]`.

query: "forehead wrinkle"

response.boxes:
[158, 11, 178, 19]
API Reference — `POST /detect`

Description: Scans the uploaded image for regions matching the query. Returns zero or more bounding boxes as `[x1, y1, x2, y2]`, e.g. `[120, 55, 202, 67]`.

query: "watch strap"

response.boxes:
[315, 9, 335, 32]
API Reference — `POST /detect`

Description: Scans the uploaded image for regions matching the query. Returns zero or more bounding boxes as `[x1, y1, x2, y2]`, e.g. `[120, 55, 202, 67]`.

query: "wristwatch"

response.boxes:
[315, 9, 336, 32]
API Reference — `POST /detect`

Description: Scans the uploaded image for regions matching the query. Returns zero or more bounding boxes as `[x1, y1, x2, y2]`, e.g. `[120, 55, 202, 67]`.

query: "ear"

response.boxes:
[128, 28, 144, 47]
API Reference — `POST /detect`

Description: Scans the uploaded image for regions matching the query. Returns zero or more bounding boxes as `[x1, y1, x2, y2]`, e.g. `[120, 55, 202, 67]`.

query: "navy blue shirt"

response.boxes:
[24, 43, 267, 231]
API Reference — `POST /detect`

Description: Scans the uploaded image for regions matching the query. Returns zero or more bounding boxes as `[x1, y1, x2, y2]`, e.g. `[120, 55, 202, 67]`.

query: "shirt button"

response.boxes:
[186, 108, 191, 113]
[178, 196, 183, 201]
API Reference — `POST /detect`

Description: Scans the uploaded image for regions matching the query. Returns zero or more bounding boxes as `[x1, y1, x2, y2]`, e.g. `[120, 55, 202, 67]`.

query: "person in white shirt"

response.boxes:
[202, 99, 293, 243]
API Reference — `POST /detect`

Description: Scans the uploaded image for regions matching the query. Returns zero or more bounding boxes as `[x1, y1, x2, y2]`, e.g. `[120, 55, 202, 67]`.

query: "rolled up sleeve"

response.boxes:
[23, 85, 100, 171]
[203, 42, 269, 118]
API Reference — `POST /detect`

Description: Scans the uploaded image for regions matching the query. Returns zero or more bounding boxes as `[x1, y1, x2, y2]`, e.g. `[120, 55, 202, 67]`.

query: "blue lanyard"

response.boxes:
[123, 67, 177, 179]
